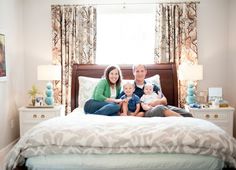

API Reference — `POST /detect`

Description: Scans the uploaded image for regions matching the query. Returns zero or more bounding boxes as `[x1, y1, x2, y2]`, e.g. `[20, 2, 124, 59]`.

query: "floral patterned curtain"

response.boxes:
[154, 2, 198, 107]
[51, 5, 97, 113]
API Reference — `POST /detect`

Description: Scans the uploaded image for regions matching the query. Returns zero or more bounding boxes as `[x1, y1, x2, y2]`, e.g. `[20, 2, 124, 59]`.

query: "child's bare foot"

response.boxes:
[120, 113, 128, 116]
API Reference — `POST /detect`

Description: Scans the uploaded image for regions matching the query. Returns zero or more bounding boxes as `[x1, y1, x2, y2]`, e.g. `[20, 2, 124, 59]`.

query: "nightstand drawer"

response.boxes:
[192, 112, 229, 121]
[21, 111, 58, 122]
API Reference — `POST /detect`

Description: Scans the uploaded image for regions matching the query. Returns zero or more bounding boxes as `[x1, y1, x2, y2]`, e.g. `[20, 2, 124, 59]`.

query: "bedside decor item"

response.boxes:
[35, 96, 44, 106]
[37, 65, 61, 106]
[28, 85, 39, 106]
[179, 64, 203, 105]
[197, 90, 208, 104]
[208, 87, 222, 102]
[0, 33, 7, 81]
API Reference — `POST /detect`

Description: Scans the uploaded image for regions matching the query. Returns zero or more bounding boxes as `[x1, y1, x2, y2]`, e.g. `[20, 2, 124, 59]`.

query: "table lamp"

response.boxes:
[178, 64, 203, 105]
[37, 65, 61, 105]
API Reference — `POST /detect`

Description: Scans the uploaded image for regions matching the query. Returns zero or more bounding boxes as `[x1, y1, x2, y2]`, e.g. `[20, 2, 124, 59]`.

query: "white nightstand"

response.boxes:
[185, 105, 234, 136]
[19, 105, 65, 137]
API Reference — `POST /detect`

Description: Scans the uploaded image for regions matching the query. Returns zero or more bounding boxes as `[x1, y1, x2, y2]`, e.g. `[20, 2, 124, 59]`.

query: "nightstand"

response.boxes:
[185, 105, 234, 136]
[19, 105, 65, 137]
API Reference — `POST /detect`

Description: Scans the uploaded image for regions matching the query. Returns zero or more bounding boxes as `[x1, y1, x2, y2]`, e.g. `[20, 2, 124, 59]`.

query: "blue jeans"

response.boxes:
[84, 99, 120, 116]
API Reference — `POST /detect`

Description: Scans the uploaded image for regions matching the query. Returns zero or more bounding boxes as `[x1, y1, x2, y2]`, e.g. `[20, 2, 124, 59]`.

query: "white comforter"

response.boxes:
[5, 108, 236, 169]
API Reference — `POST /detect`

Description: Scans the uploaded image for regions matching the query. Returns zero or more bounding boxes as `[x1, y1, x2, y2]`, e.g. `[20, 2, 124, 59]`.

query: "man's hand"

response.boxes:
[149, 97, 167, 106]
[141, 103, 152, 111]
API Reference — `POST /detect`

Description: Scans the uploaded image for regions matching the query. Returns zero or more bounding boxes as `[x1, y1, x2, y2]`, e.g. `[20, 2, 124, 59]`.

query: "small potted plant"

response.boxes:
[28, 85, 38, 106]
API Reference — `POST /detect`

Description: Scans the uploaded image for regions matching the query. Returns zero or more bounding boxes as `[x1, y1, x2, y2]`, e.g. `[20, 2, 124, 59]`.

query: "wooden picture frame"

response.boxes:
[0, 33, 7, 81]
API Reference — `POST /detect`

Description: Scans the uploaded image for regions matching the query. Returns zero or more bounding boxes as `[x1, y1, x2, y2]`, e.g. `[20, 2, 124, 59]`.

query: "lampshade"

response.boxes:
[178, 64, 203, 81]
[37, 65, 61, 81]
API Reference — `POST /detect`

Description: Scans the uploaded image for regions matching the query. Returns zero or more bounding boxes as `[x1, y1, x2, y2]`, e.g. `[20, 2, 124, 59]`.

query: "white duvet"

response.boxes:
[4, 108, 236, 169]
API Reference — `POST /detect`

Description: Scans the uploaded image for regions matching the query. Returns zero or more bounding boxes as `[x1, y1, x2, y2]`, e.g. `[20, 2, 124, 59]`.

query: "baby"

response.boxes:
[140, 83, 162, 111]
[120, 81, 144, 117]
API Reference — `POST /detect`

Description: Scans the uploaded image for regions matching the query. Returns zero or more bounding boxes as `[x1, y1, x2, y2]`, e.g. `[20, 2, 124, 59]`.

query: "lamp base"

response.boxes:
[186, 95, 196, 105]
[186, 82, 196, 105]
[45, 81, 54, 105]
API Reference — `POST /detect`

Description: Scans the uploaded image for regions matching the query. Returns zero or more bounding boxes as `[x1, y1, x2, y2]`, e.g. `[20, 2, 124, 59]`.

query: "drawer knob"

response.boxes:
[214, 114, 218, 119]
[205, 114, 210, 119]
[41, 114, 45, 118]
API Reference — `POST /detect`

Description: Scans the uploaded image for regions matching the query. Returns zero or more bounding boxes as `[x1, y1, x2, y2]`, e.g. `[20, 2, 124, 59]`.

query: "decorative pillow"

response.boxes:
[78, 76, 100, 108]
[121, 75, 161, 88]
[78, 74, 161, 108]
[145, 74, 161, 90]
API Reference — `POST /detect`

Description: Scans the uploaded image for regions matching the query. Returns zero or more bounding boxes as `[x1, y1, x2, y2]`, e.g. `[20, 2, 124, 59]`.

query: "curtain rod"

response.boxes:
[54, 1, 200, 6]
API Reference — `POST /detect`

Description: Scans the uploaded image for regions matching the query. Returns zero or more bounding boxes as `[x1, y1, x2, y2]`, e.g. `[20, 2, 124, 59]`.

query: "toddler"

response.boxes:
[140, 83, 162, 111]
[120, 82, 144, 117]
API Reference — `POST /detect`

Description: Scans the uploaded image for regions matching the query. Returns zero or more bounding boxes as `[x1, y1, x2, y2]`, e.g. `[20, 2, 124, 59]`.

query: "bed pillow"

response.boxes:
[78, 76, 100, 108]
[78, 74, 161, 108]
[145, 74, 161, 90]
[121, 75, 161, 90]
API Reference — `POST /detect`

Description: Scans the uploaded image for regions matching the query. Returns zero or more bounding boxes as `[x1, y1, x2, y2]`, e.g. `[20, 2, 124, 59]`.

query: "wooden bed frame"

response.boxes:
[71, 64, 178, 111]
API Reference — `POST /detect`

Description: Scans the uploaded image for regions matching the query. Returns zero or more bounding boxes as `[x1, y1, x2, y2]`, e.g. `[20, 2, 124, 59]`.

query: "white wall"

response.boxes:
[227, 0, 236, 136]
[0, 0, 24, 149]
[197, 0, 228, 93]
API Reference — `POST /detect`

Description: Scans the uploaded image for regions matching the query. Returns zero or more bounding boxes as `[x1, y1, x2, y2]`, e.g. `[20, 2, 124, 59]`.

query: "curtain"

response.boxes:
[154, 2, 198, 107]
[51, 5, 97, 113]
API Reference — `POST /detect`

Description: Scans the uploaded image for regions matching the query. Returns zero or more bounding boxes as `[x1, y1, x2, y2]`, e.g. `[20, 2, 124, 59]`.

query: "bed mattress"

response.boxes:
[26, 153, 224, 170]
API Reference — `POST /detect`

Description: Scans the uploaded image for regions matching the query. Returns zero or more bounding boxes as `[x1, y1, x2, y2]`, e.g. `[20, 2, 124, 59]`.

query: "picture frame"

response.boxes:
[35, 96, 44, 107]
[0, 32, 7, 81]
[208, 87, 223, 101]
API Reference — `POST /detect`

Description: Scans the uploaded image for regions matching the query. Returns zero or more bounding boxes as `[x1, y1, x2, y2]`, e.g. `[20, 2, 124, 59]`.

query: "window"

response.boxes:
[96, 6, 155, 64]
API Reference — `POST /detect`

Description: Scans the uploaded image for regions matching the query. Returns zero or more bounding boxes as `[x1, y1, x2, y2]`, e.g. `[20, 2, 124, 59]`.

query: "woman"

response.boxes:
[84, 65, 123, 116]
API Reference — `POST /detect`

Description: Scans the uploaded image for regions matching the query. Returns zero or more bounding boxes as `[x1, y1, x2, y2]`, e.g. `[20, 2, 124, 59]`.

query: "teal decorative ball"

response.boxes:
[46, 82, 53, 89]
[45, 97, 54, 105]
[188, 84, 194, 88]
[187, 88, 195, 95]
[46, 89, 53, 97]
[186, 95, 196, 104]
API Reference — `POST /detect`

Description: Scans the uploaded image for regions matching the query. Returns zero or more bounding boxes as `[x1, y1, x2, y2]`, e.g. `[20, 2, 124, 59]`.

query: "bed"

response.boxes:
[4, 64, 236, 170]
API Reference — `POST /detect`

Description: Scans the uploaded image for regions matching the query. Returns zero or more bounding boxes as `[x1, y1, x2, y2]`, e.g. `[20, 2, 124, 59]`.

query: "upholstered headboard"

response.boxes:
[71, 64, 178, 111]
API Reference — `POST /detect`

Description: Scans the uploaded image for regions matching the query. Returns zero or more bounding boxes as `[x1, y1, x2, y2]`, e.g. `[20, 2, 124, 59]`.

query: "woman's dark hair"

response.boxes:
[104, 65, 122, 87]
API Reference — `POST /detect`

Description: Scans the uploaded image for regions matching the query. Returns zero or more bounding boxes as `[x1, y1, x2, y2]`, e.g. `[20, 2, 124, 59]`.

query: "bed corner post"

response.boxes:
[71, 64, 78, 111]
[172, 64, 178, 107]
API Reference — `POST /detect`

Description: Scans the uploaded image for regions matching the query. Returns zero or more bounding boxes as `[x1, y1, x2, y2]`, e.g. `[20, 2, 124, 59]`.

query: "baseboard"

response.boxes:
[0, 138, 19, 164]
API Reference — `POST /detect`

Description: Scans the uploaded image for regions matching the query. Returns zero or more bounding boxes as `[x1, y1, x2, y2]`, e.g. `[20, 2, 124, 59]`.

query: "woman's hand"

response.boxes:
[106, 98, 122, 104]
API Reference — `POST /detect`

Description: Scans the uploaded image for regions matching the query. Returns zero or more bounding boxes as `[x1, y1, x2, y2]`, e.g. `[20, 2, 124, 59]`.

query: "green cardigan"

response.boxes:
[92, 79, 121, 101]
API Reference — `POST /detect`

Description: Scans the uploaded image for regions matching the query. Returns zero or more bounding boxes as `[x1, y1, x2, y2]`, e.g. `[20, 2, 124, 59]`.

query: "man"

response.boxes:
[132, 64, 192, 117]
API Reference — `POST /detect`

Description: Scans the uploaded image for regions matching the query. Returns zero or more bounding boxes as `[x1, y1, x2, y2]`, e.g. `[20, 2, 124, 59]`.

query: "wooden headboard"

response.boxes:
[71, 64, 178, 111]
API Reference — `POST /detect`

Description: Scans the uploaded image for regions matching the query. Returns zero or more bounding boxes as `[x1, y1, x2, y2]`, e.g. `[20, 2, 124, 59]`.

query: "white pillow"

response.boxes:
[145, 74, 161, 90]
[121, 75, 161, 88]
[78, 74, 161, 108]
[78, 76, 100, 108]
